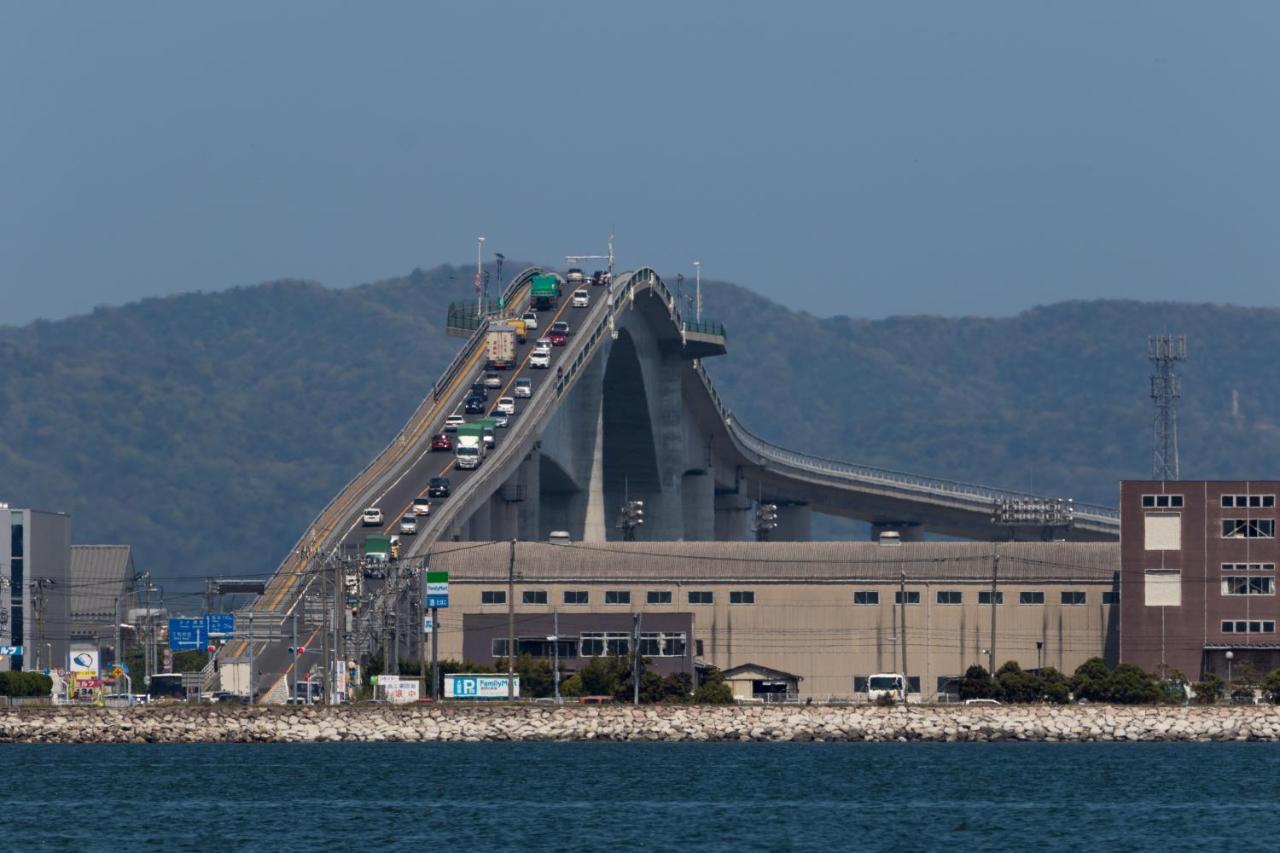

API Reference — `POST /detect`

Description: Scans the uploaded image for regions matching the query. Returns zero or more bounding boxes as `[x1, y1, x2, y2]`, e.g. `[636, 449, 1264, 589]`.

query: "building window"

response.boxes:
[1144, 513, 1181, 550]
[1222, 519, 1276, 539]
[1142, 494, 1184, 508]
[853, 676, 868, 693]
[522, 590, 547, 605]
[1222, 576, 1276, 596]
[580, 632, 631, 656]
[1060, 591, 1087, 605]
[1102, 591, 1119, 604]
[729, 591, 755, 605]
[1222, 620, 1277, 634]
[907, 677, 921, 694]
[894, 591, 921, 605]
[978, 591, 1004, 605]
[492, 638, 576, 658]
[604, 590, 631, 605]
[1144, 570, 1181, 607]
[1222, 494, 1276, 508]
[1019, 591, 1045, 605]
[853, 591, 880, 605]
[481, 590, 506, 605]
[696, 640, 704, 656]
[563, 590, 588, 605]
[936, 591, 962, 605]
[1221, 563, 1276, 572]
[688, 591, 713, 605]
[638, 632, 687, 657]
[646, 590, 672, 605]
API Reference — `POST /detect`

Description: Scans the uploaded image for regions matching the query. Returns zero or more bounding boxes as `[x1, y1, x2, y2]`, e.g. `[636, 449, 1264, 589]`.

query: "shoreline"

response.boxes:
[3, 704, 1280, 744]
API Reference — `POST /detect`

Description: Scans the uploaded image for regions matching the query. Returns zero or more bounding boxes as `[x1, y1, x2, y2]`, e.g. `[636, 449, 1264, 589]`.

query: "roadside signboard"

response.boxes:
[69, 646, 100, 675]
[426, 571, 449, 609]
[168, 618, 208, 651]
[377, 675, 419, 704]
[422, 615, 434, 632]
[445, 674, 519, 699]
[0, 645, 21, 657]
[205, 612, 235, 636]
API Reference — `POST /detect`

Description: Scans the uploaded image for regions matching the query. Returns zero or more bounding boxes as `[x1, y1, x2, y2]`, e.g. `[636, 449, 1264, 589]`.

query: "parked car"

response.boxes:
[496, 397, 516, 415]
[522, 311, 538, 330]
[443, 415, 465, 432]
[361, 507, 383, 526]
[428, 477, 451, 498]
[548, 331, 567, 347]
[464, 396, 486, 414]
[483, 371, 503, 389]
[399, 515, 418, 535]
[412, 496, 432, 515]
[531, 350, 551, 368]
[572, 289, 589, 307]
[430, 433, 453, 451]
[514, 378, 533, 398]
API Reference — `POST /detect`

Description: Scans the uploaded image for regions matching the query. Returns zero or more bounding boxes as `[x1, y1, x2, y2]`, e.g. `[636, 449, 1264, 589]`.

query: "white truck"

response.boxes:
[485, 323, 517, 370]
[865, 673, 906, 702]
[455, 432, 485, 469]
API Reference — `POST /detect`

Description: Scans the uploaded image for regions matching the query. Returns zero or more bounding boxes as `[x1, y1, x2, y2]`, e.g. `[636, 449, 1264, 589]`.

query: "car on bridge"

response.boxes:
[464, 396, 486, 414]
[443, 415, 465, 432]
[428, 477, 451, 498]
[522, 311, 538, 330]
[566, 268, 585, 284]
[483, 371, 503, 389]
[550, 321, 570, 337]
[548, 330, 567, 347]
[534, 337, 551, 351]
[496, 397, 515, 415]
[572, 289, 589, 307]
[514, 378, 532, 398]
[412, 496, 432, 516]
[591, 270, 606, 286]
[492, 414, 509, 428]
[470, 382, 488, 400]
[399, 515, 418, 535]
[361, 507, 383, 527]
[531, 350, 551, 369]
[430, 433, 453, 451]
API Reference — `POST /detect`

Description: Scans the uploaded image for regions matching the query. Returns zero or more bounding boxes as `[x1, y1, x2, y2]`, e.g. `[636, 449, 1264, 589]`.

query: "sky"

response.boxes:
[2, 1, 1278, 325]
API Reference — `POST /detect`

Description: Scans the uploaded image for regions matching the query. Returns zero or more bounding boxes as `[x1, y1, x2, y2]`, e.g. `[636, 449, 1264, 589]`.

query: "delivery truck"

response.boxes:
[486, 323, 517, 369]
[530, 274, 560, 311]
[454, 424, 486, 470]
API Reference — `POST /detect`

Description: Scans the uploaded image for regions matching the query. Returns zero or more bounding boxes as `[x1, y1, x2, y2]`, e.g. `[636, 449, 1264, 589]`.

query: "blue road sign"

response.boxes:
[426, 594, 449, 609]
[0, 645, 22, 657]
[205, 612, 235, 636]
[168, 618, 208, 651]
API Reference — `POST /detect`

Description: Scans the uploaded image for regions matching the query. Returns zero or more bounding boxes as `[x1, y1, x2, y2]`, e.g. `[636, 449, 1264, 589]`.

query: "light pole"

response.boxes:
[693, 260, 702, 323]
[475, 236, 486, 317]
[1226, 650, 1234, 697]
[549, 611, 561, 704]
[495, 253, 505, 311]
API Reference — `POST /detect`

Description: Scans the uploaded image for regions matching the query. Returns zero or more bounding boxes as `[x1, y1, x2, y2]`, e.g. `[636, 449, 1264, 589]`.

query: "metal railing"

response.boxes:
[683, 318, 727, 338]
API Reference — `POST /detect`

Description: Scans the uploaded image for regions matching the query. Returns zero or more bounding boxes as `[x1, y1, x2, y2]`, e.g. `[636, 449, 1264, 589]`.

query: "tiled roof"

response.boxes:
[424, 541, 1119, 584]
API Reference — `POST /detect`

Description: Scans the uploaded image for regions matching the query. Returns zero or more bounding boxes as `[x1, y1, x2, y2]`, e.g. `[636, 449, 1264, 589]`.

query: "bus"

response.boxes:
[147, 673, 187, 701]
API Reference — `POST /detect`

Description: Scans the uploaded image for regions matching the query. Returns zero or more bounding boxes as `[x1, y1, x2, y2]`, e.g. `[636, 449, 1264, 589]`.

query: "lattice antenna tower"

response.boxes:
[1148, 334, 1187, 480]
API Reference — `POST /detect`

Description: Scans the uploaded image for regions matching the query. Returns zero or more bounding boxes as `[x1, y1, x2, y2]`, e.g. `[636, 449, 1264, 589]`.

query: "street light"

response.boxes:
[693, 260, 702, 323]
[1226, 650, 1235, 696]
[475, 236, 486, 316]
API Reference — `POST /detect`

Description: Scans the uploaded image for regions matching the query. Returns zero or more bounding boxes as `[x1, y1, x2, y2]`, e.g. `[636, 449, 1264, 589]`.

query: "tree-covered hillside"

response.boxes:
[2, 265, 1276, 586]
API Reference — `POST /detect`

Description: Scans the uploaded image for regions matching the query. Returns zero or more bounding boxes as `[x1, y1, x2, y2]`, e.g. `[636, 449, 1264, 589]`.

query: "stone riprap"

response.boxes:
[3, 705, 1280, 743]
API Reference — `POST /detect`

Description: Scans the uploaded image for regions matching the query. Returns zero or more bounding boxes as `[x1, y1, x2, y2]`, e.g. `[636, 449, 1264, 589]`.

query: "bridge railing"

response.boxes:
[257, 267, 545, 615]
[685, 356, 1119, 524]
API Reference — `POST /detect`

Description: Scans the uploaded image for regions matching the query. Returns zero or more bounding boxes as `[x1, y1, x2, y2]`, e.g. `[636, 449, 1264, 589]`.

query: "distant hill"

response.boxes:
[2, 265, 1277, 587]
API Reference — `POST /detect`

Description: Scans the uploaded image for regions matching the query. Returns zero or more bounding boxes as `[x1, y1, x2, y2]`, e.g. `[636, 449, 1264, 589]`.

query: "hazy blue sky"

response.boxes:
[3, 2, 1278, 325]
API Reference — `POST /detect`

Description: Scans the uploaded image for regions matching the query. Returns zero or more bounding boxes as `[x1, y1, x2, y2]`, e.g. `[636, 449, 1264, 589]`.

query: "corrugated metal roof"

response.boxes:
[424, 541, 1118, 584]
[69, 545, 135, 621]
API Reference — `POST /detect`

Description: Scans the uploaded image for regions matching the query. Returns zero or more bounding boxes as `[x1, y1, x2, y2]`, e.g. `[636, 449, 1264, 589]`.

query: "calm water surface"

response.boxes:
[4, 742, 1279, 851]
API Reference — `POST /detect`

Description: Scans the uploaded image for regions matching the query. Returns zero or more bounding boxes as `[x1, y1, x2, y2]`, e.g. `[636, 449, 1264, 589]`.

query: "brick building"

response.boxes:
[1120, 481, 1280, 680]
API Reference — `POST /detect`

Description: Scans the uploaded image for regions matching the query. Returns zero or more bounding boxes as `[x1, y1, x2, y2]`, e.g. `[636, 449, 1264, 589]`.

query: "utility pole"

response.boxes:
[552, 609, 561, 703]
[989, 547, 999, 675]
[1149, 334, 1187, 480]
[334, 556, 344, 702]
[475, 236, 486, 317]
[495, 253, 505, 311]
[693, 260, 702, 323]
[247, 611, 256, 704]
[321, 562, 331, 706]
[291, 611, 299, 701]
[632, 612, 642, 706]
[898, 569, 909, 705]
[419, 566, 427, 689]
[431, 604, 440, 701]
[507, 539, 516, 700]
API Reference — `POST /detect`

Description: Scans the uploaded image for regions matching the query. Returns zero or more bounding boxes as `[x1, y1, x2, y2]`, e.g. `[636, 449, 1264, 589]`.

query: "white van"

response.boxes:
[865, 673, 905, 702]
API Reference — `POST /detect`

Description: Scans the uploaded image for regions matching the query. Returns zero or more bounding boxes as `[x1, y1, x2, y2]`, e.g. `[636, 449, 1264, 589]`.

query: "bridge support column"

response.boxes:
[681, 470, 715, 541]
[516, 449, 541, 541]
[467, 501, 492, 541]
[871, 522, 924, 542]
[714, 492, 752, 540]
[490, 492, 518, 541]
[771, 501, 812, 542]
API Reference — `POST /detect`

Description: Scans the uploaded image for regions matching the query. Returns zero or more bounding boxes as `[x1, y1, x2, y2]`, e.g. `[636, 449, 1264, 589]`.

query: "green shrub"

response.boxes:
[0, 671, 53, 697]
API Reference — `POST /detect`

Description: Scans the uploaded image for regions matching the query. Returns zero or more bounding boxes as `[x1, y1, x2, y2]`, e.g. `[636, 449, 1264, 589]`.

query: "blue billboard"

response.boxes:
[168, 618, 208, 651]
[205, 612, 235, 636]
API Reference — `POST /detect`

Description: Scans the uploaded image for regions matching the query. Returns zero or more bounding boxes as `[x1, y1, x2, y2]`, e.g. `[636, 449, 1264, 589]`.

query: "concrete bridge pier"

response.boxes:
[681, 469, 716, 540]
[515, 449, 541, 541]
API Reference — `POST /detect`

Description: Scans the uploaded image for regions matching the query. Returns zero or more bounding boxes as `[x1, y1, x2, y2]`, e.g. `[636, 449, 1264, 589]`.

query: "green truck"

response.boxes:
[530, 274, 560, 311]
[365, 535, 391, 564]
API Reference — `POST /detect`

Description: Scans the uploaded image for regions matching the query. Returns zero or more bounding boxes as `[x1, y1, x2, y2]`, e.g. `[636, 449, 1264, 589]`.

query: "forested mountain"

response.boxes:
[2, 264, 1276, 586]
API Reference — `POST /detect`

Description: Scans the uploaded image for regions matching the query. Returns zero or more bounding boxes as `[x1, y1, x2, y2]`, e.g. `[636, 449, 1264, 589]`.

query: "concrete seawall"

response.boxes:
[4, 705, 1280, 743]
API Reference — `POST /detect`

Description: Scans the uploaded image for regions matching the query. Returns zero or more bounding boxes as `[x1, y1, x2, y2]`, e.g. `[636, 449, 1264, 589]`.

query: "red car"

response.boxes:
[430, 433, 453, 452]
[548, 331, 567, 347]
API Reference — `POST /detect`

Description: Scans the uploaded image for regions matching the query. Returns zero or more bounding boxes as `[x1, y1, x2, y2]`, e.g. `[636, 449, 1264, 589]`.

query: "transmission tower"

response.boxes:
[1148, 334, 1186, 480]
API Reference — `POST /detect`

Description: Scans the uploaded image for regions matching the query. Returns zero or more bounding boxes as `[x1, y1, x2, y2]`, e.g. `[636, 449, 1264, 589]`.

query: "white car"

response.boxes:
[514, 378, 532, 398]
[399, 515, 418, 535]
[482, 372, 503, 389]
[412, 496, 432, 516]
[496, 397, 516, 415]
[361, 507, 384, 527]
[492, 414, 509, 428]
[444, 415, 465, 431]
[535, 336, 552, 350]
[522, 312, 538, 330]
[572, 288, 589, 307]
[530, 351, 551, 369]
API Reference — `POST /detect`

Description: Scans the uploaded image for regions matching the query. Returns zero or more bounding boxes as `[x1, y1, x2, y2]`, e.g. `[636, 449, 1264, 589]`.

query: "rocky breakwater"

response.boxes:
[3, 704, 1280, 744]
